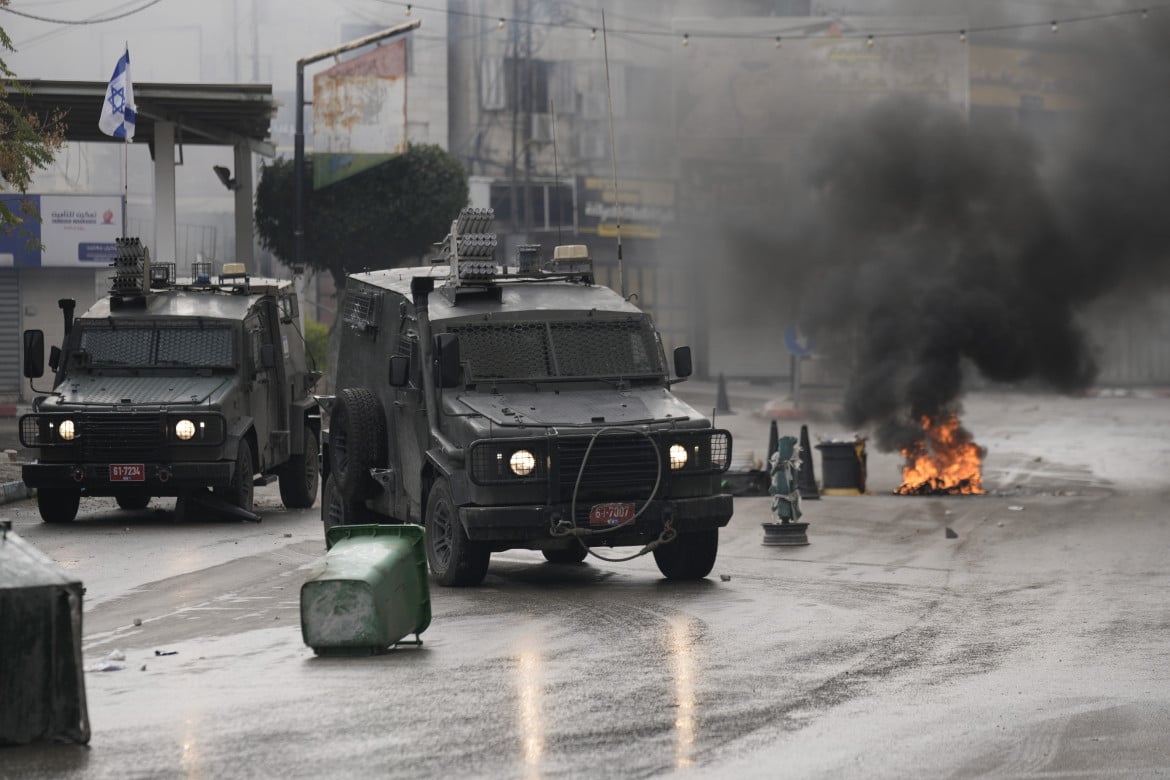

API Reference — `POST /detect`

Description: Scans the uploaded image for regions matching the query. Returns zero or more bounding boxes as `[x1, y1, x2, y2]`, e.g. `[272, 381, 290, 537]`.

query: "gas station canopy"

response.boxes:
[16, 79, 276, 155]
[14, 79, 278, 271]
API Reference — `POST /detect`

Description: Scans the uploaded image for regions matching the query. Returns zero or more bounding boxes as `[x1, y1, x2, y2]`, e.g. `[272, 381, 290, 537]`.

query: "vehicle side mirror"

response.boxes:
[283, 294, 299, 322]
[673, 346, 693, 379]
[389, 355, 410, 387]
[260, 343, 276, 369]
[23, 330, 45, 378]
[433, 333, 462, 389]
[48, 346, 61, 373]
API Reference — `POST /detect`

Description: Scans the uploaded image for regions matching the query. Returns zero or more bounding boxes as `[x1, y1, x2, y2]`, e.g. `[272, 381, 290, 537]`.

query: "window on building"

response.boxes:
[490, 182, 575, 232]
[481, 57, 575, 114]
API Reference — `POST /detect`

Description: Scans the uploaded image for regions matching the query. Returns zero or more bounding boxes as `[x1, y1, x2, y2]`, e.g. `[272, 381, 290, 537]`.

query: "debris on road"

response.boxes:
[945, 527, 959, 539]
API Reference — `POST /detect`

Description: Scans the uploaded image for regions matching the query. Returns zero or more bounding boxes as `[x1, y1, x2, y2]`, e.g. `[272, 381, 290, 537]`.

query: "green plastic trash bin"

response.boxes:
[300, 524, 431, 655]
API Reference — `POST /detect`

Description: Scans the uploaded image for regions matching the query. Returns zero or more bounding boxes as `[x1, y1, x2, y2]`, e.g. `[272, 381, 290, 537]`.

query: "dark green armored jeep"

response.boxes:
[321, 209, 733, 586]
[20, 239, 321, 523]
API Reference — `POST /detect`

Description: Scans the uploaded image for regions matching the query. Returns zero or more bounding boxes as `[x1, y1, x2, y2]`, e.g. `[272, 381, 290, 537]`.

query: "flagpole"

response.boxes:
[122, 140, 128, 238]
[122, 41, 129, 239]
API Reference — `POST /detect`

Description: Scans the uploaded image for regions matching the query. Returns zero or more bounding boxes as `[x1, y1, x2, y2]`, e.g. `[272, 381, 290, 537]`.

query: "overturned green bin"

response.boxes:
[300, 524, 431, 655]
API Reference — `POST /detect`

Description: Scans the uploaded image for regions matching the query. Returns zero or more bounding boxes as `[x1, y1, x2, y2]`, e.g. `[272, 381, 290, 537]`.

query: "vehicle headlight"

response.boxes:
[175, 419, 197, 440]
[58, 419, 77, 441]
[669, 443, 688, 470]
[510, 449, 536, 476]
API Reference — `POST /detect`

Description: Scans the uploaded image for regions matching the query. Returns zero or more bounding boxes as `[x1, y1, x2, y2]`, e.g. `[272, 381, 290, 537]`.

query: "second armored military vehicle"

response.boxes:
[321, 209, 733, 586]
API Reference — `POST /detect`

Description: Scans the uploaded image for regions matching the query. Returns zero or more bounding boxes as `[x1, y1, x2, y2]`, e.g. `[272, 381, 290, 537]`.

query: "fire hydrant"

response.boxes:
[762, 434, 810, 546]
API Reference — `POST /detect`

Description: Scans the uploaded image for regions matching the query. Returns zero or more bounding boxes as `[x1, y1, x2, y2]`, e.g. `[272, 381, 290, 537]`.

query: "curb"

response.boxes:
[0, 480, 33, 505]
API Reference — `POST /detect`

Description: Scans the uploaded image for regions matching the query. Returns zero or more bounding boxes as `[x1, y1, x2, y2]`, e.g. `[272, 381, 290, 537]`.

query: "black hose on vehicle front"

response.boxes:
[549, 427, 677, 563]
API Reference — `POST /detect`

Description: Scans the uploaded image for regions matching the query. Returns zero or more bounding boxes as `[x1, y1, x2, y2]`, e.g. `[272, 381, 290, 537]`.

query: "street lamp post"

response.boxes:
[294, 19, 421, 273]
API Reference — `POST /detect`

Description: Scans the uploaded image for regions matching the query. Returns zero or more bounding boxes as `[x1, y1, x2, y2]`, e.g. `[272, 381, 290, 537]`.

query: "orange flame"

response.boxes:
[895, 413, 985, 495]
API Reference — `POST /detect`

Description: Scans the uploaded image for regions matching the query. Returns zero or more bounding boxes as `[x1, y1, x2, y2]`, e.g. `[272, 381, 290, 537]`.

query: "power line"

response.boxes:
[0, 0, 168, 25]
[374, 1, 1166, 44]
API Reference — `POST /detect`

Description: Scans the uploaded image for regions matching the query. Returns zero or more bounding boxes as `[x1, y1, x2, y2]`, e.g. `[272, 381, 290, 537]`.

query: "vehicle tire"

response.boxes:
[424, 477, 489, 587]
[320, 475, 380, 545]
[38, 488, 80, 523]
[115, 489, 151, 511]
[653, 528, 719, 580]
[279, 427, 319, 509]
[542, 545, 588, 564]
[330, 387, 385, 502]
[214, 437, 255, 514]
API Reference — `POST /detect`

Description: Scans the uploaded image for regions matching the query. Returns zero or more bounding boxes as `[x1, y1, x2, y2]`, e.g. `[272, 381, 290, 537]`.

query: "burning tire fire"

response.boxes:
[896, 413, 986, 495]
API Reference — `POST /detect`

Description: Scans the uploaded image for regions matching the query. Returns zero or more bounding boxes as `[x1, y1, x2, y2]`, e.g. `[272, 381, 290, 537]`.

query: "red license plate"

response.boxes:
[109, 464, 145, 482]
[589, 502, 635, 527]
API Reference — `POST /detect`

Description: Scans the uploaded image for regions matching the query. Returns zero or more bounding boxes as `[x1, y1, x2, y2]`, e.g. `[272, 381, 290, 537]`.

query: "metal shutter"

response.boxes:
[0, 272, 18, 395]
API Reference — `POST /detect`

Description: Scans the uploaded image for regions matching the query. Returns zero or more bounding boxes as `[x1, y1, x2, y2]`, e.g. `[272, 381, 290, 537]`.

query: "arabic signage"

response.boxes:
[0, 194, 124, 267]
[576, 177, 676, 240]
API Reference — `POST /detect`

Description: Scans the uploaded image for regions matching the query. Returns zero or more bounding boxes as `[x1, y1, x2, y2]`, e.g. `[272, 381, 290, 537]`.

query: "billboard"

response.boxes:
[0, 194, 124, 267]
[312, 40, 408, 189]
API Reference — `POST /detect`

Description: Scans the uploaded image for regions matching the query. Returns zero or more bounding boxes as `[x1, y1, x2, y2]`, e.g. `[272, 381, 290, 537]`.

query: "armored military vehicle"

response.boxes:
[321, 209, 733, 586]
[20, 238, 321, 523]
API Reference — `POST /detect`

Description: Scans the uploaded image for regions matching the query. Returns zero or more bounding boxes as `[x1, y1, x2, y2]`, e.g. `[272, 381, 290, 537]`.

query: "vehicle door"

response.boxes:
[244, 306, 286, 468]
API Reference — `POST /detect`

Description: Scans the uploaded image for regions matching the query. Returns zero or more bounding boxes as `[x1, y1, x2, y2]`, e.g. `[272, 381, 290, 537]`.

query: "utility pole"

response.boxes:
[508, 0, 520, 234]
[522, 0, 534, 232]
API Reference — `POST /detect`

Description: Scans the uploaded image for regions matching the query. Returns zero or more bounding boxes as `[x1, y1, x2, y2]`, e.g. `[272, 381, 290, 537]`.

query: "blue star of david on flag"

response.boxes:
[99, 48, 136, 141]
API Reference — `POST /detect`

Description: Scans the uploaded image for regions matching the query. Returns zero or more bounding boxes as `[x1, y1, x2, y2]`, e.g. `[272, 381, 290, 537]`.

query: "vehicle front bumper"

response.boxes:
[22, 461, 235, 495]
[459, 494, 734, 543]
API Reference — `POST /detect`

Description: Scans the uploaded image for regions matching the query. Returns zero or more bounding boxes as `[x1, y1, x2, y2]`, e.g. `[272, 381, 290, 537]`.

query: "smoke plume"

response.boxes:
[778, 12, 1170, 449]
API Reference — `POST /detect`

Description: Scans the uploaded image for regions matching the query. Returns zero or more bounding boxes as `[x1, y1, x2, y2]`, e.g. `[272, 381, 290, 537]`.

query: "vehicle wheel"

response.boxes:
[38, 488, 80, 523]
[542, 545, 588, 564]
[330, 387, 385, 501]
[320, 475, 380, 545]
[653, 528, 719, 580]
[214, 438, 255, 514]
[115, 489, 151, 511]
[424, 477, 489, 587]
[279, 427, 319, 509]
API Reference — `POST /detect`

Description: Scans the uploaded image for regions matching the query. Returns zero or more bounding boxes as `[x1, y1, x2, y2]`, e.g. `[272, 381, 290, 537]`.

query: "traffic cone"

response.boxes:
[716, 372, 732, 414]
[767, 420, 779, 465]
[797, 424, 820, 499]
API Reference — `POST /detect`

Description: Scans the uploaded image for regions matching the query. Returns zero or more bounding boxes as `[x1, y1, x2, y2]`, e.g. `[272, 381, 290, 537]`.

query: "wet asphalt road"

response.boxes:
[2, 388, 1170, 779]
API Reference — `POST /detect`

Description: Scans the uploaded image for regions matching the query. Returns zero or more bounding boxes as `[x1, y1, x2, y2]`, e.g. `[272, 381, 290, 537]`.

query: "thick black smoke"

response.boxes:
[778, 14, 1170, 450]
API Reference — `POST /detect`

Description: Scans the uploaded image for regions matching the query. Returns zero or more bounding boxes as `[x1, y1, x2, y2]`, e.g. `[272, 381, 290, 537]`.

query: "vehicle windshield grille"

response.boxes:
[448, 318, 663, 381]
[78, 325, 234, 368]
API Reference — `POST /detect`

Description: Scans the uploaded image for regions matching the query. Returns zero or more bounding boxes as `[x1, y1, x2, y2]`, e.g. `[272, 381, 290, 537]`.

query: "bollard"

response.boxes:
[767, 420, 779, 465]
[797, 424, 820, 500]
[716, 372, 732, 414]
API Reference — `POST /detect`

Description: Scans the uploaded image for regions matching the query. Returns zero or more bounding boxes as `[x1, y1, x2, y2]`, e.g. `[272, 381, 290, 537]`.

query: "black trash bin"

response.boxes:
[0, 523, 90, 745]
[816, 440, 867, 495]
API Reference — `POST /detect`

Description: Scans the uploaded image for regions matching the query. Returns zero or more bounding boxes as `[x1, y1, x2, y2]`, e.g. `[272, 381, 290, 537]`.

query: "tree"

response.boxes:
[255, 144, 469, 290]
[0, 3, 65, 232]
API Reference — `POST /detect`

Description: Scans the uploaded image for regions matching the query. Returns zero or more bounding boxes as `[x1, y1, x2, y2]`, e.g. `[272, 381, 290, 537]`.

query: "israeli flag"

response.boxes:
[99, 48, 136, 141]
